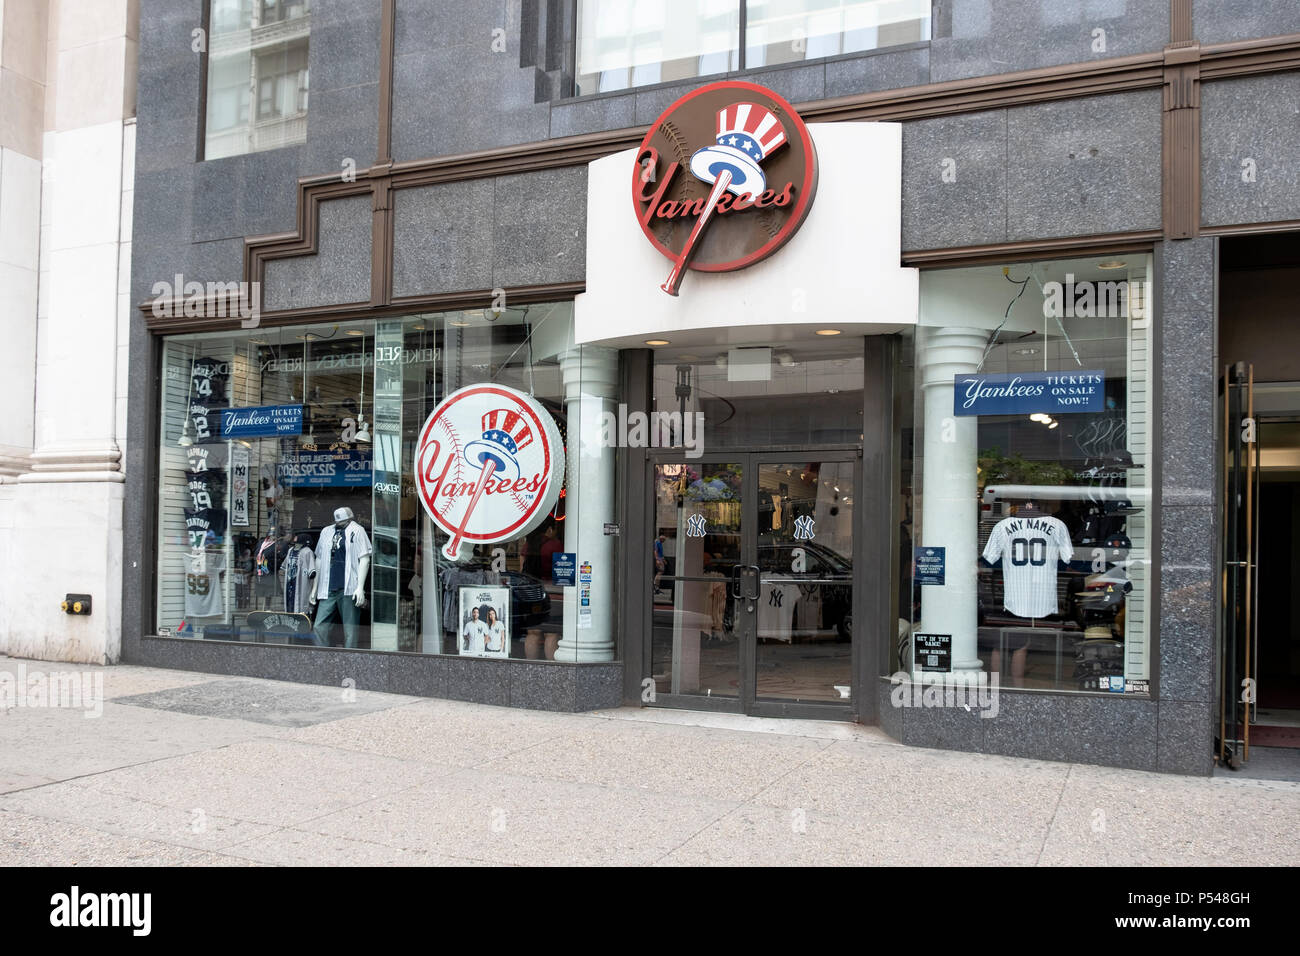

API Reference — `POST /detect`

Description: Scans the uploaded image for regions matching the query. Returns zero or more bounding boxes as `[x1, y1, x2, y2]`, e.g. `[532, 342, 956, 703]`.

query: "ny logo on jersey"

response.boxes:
[793, 515, 815, 540]
[768, 588, 784, 608]
[686, 513, 708, 537]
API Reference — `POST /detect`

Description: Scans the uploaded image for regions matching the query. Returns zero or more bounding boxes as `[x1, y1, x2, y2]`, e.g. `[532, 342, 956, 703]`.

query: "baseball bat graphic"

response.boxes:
[443, 457, 498, 560]
[661, 168, 732, 296]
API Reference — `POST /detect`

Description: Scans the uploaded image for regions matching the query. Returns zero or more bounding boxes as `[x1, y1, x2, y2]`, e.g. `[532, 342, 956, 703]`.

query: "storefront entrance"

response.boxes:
[645, 450, 859, 718]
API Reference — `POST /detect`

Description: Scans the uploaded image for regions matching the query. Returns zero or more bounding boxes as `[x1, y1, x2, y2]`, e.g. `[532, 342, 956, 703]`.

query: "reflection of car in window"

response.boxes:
[757, 541, 853, 641]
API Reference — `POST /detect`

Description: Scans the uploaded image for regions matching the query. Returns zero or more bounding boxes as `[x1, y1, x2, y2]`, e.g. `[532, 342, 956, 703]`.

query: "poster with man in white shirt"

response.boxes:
[460, 587, 510, 658]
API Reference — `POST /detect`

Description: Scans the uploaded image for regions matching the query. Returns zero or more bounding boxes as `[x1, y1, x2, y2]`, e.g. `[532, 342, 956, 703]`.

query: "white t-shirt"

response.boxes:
[982, 514, 1074, 618]
[461, 618, 487, 655]
[484, 620, 508, 655]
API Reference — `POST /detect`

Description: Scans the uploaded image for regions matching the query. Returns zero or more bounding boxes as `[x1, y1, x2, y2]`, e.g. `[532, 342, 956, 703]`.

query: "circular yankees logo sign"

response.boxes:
[633, 80, 819, 295]
[415, 385, 564, 561]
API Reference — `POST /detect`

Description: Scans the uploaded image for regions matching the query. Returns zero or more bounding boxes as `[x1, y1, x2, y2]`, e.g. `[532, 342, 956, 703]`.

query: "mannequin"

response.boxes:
[281, 532, 317, 615]
[310, 507, 373, 648]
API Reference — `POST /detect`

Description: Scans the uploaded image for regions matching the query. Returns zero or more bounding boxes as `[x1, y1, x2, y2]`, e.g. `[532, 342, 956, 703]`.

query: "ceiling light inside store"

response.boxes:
[1030, 413, 1049, 423]
[815, 329, 841, 336]
[1048, 421, 1059, 429]
[449, 318, 471, 327]
[645, 339, 670, 346]
[1098, 260, 1127, 270]
[345, 329, 365, 336]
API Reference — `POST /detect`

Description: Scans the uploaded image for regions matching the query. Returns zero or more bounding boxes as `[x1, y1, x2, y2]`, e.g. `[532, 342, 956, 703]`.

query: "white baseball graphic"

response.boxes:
[415, 384, 564, 561]
[981, 515, 1074, 618]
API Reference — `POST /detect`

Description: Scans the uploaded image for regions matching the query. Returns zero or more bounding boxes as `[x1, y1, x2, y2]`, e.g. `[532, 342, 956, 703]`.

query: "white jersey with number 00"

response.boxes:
[982, 515, 1074, 618]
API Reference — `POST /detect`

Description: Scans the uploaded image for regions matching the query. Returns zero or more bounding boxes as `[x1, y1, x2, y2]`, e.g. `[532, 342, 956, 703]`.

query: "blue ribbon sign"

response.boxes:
[953, 371, 1104, 417]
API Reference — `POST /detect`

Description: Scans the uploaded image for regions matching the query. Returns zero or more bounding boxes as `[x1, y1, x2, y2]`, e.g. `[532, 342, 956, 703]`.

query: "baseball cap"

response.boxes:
[1104, 499, 1142, 515]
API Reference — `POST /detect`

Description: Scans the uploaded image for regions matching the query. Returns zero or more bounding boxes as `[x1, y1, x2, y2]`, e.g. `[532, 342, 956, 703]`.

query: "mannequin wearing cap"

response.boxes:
[310, 507, 373, 648]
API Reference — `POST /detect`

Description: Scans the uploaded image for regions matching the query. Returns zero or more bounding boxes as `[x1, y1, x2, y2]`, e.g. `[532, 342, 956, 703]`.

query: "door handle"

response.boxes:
[730, 564, 743, 599]
[743, 565, 761, 602]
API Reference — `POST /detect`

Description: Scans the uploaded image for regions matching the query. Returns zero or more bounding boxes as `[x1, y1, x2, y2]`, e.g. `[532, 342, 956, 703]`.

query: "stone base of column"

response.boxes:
[18, 441, 123, 483]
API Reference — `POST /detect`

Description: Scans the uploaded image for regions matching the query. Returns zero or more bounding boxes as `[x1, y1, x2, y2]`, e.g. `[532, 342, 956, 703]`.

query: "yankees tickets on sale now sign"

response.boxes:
[415, 384, 565, 561]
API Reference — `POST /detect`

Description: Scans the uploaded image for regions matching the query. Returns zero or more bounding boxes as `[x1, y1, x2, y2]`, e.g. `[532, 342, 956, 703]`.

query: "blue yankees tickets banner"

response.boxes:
[915, 547, 945, 586]
[220, 404, 303, 438]
[953, 370, 1104, 416]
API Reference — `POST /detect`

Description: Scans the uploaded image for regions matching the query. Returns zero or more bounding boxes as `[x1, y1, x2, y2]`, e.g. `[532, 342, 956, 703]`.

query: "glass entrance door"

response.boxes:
[646, 452, 858, 717]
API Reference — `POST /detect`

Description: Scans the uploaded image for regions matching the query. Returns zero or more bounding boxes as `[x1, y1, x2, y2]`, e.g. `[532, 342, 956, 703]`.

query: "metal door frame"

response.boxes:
[642, 447, 860, 719]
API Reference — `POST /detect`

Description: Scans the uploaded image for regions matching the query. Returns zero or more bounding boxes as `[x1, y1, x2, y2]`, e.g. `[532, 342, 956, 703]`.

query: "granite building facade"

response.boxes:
[117, 0, 1300, 775]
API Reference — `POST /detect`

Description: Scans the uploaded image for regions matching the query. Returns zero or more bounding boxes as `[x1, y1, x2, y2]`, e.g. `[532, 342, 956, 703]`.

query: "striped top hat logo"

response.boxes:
[415, 385, 564, 562]
[634, 80, 819, 295]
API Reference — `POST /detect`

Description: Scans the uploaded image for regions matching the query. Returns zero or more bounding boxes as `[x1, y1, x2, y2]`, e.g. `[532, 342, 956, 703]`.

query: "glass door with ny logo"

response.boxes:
[646, 453, 857, 716]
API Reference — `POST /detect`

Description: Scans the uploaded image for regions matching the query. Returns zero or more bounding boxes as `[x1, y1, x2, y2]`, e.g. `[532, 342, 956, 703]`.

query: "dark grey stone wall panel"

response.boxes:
[738, 63, 826, 105]
[1192, 0, 1300, 44]
[930, 0, 1169, 83]
[549, 93, 637, 139]
[877, 678, 903, 741]
[1157, 567, 1216, 702]
[824, 46, 929, 98]
[491, 166, 588, 287]
[1160, 237, 1216, 314]
[263, 195, 373, 311]
[899, 696, 987, 752]
[392, 180, 495, 297]
[192, 148, 303, 243]
[983, 691, 1059, 761]
[902, 109, 1007, 250]
[391, 0, 550, 159]
[1005, 90, 1162, 241]
[120, 636, 620, 712]
[1157, 320, 1215, 507]
[1201, 74, 1300, 228]
[575, 665, 624, 711]
[300, 0, 382, 174]
[300, 82, 381, 176]
[1053, 696, 1158, 771]
[1157, 699, 1214, 775]
[135, 0, 203, 175]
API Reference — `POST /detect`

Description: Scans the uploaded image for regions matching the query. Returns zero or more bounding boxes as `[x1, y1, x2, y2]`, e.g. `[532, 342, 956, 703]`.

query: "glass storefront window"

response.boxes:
[745, 0, 930, 68]
[898, 255, 1155, 695]
[204, 0, 311, 160]
[574, 0, 929, 96]
[155, 304, 620, 662]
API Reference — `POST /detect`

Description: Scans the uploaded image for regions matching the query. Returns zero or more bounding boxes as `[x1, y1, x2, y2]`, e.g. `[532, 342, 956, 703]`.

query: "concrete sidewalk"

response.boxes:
[1, 656, 1296, 866]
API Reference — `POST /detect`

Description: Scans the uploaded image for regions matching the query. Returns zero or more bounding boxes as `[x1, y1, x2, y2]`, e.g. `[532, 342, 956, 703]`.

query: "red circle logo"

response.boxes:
[415, 385, 565, 561]
[632, 80, 819, 295]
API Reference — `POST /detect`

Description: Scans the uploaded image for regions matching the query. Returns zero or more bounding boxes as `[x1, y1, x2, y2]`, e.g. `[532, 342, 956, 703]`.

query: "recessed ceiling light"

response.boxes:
[344, 328, 365, 336]
[449, 319, 471, 327]
[815, 329, 842, 336]
[1048, 421, 1059, 429]
[412, 323, 425, 331]
[1014, 347, 1039, 355]
[645, 339, 670, 346]
[1030, 413, 1049, 423]
[1098, 260, 1127, 270]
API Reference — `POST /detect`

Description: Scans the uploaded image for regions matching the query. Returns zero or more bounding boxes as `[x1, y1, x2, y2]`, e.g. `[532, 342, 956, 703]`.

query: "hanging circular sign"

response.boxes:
[632, 80, 819, 295]
[415, 384, 564, 561]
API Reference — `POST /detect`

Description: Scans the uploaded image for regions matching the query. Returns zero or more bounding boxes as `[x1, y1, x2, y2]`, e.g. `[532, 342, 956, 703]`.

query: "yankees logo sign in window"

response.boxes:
[633, 80, 819, 295]
[415, 384, 566, 562]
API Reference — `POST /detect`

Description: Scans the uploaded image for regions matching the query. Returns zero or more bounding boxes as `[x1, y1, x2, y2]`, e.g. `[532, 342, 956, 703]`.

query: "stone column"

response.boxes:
[554, 346, 618, 662]
[0, 3, 134, 664]
[917, 326, 987, 675]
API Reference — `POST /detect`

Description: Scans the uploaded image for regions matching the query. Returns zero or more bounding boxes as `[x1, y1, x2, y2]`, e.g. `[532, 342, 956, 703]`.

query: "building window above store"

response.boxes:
[574, 0, 931, 96]
[204, 0, 311, 160]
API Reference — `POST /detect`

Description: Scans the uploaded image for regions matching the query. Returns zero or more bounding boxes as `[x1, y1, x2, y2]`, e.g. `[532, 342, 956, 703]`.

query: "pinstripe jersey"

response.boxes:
[982, 515, 1074, 618]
